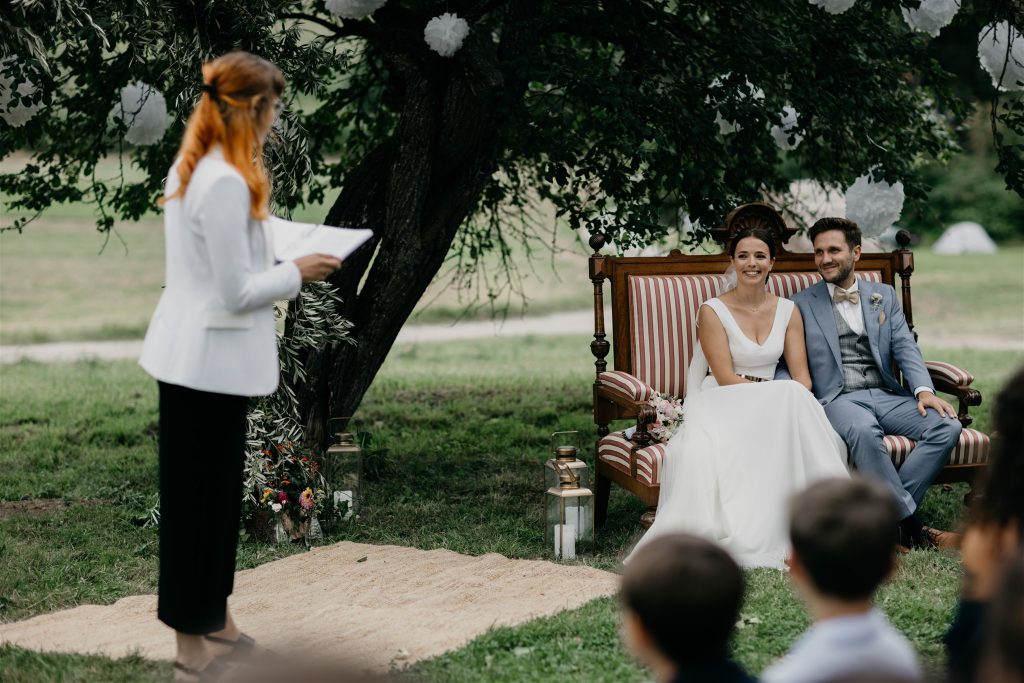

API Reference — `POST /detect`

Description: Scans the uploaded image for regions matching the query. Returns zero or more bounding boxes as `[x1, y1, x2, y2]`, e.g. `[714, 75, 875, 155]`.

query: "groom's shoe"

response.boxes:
[922, 526, 962, 550]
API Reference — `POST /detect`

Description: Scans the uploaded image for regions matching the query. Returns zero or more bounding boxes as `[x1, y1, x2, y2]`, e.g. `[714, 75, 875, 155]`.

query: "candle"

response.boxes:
[553, 524, 576, 559]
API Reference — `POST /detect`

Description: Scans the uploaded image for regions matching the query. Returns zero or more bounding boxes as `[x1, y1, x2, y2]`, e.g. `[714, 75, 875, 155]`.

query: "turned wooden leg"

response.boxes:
[640, 506, 657, 529]
[595, 469, 611, 527]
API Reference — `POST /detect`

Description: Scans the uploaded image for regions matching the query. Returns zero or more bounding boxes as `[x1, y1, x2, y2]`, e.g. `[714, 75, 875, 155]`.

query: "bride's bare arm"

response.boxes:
[783, 307, 813, 390]
[698, 305, 750, 386]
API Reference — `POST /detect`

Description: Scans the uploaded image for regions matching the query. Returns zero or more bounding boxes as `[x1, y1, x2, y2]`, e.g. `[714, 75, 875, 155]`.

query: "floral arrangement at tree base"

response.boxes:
[243, 442, 330, 543]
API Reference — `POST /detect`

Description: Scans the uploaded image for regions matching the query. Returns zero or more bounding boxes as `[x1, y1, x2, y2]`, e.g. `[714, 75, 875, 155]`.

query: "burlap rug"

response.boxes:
[0, 541, 619, 671]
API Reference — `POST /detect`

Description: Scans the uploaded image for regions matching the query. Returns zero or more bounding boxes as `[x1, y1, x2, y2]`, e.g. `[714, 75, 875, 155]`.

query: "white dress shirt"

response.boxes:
[760, 609, 922, 683]
[826, 280, 865, 335]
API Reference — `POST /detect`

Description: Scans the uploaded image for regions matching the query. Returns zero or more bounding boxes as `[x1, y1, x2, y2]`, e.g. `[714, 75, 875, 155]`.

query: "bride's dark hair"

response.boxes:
[728, 227, 776, 259]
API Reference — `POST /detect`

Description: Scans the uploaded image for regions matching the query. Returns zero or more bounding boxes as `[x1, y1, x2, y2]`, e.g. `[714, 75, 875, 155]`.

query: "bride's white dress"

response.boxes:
[628, 297, 849, 569]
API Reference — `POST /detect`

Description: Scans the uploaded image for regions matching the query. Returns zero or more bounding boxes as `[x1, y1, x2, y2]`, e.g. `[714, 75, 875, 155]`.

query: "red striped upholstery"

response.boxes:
[884, 428, 989, 469]
[925, 361, 975, 387]
[597, 371, 655, 402]
[598, 431, 667, 485]
[626, 271, 885, 397]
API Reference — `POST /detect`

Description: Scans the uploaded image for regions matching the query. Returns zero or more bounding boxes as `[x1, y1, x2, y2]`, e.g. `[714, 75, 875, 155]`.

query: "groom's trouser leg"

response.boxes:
[824, 390, 917, 518]
[874, 390, 962, 509]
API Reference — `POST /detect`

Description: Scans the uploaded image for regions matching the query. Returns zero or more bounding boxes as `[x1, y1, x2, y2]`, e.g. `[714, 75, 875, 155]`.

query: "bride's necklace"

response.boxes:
[732, 292, 769, 314]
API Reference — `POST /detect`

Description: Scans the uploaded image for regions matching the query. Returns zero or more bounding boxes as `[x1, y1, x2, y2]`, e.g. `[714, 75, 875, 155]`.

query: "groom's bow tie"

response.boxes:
[832, 288, 860, 305]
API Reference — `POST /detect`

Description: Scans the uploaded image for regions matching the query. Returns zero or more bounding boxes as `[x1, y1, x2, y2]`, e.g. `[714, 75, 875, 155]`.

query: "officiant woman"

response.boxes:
[138, 51, 340, 680]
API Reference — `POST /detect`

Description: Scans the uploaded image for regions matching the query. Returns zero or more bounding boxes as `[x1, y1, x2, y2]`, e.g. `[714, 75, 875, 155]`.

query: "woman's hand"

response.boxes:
[294, 254, 341, 283]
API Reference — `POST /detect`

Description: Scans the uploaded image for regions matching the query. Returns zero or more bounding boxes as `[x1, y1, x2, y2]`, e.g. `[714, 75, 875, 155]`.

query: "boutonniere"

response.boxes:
[869, 292, 885, 324]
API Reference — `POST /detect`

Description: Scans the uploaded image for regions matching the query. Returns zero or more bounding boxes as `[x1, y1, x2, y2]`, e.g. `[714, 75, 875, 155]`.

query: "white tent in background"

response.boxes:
[933, 222, 998, 255]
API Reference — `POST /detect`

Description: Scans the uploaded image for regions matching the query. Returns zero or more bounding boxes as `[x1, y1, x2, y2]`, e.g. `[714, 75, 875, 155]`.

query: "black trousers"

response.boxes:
[157, 381, 248, 634]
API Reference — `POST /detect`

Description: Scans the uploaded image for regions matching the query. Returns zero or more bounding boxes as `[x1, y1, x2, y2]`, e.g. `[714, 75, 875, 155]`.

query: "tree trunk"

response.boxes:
[297, 5, 537, 446]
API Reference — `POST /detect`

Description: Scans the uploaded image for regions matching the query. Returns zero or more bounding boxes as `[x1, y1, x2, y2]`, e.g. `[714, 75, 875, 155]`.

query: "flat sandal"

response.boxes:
[172, 656, 229, 681]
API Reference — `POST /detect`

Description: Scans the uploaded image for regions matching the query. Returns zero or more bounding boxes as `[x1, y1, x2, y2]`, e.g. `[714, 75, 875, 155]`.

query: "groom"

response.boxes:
[780, 217, 962, 549]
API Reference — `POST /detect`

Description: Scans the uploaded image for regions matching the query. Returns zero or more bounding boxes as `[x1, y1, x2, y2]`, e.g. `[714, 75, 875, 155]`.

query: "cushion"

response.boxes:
[885, 428, 989, 469]
[597, 371, 655, 402]
[598, 431, 667, 485]
[925, 361, 975, 387]
[602, 426, 988, 487]
[626, 271, 884, 397]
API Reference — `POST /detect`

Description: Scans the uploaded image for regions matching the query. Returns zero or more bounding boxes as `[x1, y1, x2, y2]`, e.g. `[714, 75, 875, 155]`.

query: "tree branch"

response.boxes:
[279, 11, 373, 40]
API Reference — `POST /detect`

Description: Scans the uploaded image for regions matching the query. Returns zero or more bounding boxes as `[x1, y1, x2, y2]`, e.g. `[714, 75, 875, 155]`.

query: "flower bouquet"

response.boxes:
[647, 392, 685, 443]
[245, 442, 329, 543]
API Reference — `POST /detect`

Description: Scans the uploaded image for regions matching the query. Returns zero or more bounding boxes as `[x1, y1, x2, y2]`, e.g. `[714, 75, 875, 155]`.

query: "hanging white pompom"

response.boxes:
[770, 106, 803, 151]
[809, 0, 857, 14]
[0, 60, 42, 128]
[707, 76, 764, 135]
[424, 13, 469, 58]
[324, 0, 386, 20]
[113, 82, 169, 146]
[844, 174, 905, 238]
[901, 0, 960, 37]
[977, 22, 1024, 91]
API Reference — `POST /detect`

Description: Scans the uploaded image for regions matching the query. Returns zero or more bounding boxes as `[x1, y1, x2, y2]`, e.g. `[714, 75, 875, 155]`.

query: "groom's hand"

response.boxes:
[917, 391, 957, 418]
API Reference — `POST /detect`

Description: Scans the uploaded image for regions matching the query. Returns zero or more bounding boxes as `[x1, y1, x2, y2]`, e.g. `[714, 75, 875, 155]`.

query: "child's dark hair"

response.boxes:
[789, 477, 898, 600]
[808, 217, 862, 249]
[728, 227, 777, 259]
[973, 366, 1024, 536]
[620, 533, 744, 666]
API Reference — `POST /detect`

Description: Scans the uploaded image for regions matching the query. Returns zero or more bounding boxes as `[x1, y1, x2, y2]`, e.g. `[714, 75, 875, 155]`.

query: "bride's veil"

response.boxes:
[684, 266, 734, 399]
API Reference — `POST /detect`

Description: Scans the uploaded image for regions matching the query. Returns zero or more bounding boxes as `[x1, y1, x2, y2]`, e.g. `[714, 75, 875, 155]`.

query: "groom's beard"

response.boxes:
[819, 257, 854, 285]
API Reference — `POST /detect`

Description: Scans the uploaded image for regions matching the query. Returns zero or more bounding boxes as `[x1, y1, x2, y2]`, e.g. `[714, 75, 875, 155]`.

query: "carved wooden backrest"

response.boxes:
[589, 204, 914, 410]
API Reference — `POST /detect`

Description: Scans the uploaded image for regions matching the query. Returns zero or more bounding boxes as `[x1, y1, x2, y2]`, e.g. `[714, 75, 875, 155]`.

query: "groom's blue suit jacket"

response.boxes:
[776, 279, 933, 405]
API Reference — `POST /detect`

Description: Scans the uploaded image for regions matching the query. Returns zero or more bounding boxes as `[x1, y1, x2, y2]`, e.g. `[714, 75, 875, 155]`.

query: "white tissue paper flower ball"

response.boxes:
[844, 174, 905, 238]
[901, 0, 960, 37]
[809, 0, 857, 15]
[424, 13, 470, 58]
[325, 0, 386, 20]
[770, 106, 803, 150]
[708, 76, 764, 135]
[977, 22, 1024, 91]
[114, 82, 169, 146]
[0, 73, 41, 127]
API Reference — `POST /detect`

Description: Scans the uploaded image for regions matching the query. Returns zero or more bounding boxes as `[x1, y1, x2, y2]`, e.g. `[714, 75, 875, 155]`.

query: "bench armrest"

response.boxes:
[925, 360, 981, 427]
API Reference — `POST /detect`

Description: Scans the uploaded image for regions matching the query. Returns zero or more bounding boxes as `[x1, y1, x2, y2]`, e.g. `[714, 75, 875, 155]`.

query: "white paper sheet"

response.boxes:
[268, 216, 374, 262]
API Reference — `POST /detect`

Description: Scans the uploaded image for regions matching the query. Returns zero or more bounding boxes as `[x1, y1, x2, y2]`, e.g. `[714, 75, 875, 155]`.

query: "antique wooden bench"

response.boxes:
[589, 203, 989, 527]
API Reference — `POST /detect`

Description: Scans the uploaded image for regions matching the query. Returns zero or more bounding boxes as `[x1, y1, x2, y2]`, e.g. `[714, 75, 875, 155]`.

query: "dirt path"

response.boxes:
[0, 541, 617, 672]
[1, 309, 1020, 365]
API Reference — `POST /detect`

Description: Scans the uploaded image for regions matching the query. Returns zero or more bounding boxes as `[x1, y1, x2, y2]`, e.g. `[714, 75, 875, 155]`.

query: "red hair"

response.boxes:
[162, 52, 285, 219]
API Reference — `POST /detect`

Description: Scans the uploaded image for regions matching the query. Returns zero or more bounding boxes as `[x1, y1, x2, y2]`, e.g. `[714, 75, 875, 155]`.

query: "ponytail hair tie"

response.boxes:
[200, 79, 221, 102]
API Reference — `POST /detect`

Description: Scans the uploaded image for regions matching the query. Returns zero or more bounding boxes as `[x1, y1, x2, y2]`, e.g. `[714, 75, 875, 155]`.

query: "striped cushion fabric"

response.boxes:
[925, 361, 975, 387]
[884, 428, 989, 469]
[598, 431, 667, 485]
[597, 371, 655, 402]
[627, 270, 885, 397]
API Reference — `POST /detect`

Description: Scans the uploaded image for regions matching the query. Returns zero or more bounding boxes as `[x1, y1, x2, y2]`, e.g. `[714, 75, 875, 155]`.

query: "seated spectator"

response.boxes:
[975, 548, 1024, 683]
[761, 477, 922, 683]
[945, 367, 1024, 683]
[619, 533, 754, 683]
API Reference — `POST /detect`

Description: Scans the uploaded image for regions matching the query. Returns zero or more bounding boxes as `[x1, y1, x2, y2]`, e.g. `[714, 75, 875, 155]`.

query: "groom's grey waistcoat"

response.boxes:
[834, 310, 885, 392]
[780, 279, 933, 405]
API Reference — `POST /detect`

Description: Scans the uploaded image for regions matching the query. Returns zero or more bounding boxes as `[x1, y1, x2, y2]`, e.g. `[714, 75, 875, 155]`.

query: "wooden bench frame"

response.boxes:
[588, 203, 984, 526]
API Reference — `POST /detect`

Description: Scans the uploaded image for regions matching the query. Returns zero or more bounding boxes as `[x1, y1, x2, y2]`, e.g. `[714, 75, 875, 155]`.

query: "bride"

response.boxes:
[628, 227, 849, 569]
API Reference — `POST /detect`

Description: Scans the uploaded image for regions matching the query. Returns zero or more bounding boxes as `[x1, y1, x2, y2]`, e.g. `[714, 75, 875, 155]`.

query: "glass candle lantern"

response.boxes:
[543, 431, 590, 491]
[545, 463, 595, 560]
[323, 418, 362, 522]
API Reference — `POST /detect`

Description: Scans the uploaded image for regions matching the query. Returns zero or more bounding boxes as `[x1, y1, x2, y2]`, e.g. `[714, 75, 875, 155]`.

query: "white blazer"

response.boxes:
[139, 147, 301, 396]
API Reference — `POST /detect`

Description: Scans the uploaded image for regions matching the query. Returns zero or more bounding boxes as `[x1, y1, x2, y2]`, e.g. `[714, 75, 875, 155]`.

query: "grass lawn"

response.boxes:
[1, 334, 1021, 681]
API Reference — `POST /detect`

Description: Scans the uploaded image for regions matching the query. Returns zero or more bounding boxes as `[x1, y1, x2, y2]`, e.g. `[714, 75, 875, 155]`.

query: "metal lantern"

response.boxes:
[324, 417, 363, 522]
[545, 462, 595, 560]
[544, 431, 590, 491]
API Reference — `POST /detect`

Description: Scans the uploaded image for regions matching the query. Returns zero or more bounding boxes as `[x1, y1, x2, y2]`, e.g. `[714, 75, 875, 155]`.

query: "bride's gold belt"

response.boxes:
[740, 374, 770, 383]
